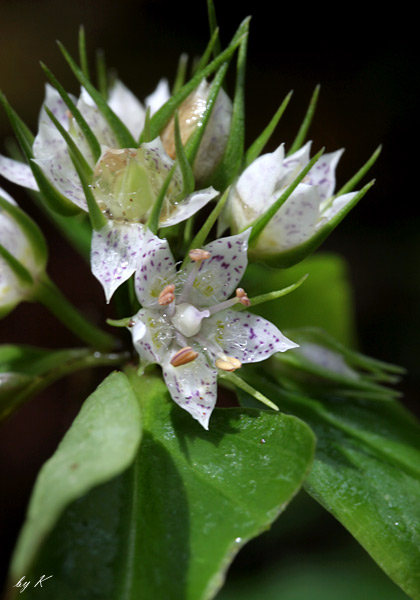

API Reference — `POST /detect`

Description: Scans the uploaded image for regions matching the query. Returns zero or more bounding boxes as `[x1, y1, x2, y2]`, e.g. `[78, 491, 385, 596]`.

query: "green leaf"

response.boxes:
[242, 252, 357, 347]
[23, 370, 315, 600]
[248, 374, 420, 600]
[9, 371, 142, 585]
[0, 345, 130, 421]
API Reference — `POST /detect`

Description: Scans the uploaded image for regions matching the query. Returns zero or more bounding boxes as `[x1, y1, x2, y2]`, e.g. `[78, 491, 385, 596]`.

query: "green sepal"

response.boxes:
[174, 112, 195, 197]
[0, 194, 48, 267]
[141, 106, 152, 143]
[40, 62, 102, 161]
[172, 52, 189, 95]
[207, 0, 222, 58]
[146, 163, 177, 234]
[0, 243, 33, 286]
[247, 147, 325, 246]
[287, 84, 320, 155]
[245, 90, 293, 167]
[95, 48, 108, 99]
[78, 25, 90, 81]
[141, 17, 248, 142]
[0, 92, 79, 216]
[336, 145, 382, 196]
[193, 26, 220, 74]
[219, 370, 280, 411]
[57, 41, 137, 148]
[253, 180, 374, 268]
[210, 18, 249, 191]
[240, 274, 308, 309]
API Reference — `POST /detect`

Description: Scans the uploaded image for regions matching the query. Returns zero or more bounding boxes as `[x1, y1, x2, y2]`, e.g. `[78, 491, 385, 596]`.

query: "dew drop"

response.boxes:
[260, 438, 266, 444]
[235, 537, 242, 544]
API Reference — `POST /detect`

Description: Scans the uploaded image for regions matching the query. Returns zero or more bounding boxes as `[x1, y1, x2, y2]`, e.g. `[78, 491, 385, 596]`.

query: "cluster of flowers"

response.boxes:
[0, 34, 371, 428]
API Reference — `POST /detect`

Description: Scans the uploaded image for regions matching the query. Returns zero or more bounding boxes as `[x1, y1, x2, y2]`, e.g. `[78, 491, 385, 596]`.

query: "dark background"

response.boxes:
[0, 0, 418, 597]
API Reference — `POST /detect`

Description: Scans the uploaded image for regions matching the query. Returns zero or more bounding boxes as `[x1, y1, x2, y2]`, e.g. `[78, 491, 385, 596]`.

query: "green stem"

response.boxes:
[34, 276, 115, 351]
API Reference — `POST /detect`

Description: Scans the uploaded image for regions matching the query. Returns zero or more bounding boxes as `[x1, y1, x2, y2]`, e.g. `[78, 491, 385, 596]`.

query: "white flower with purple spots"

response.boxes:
[128, 229, 297, 429]
[227, 141, 358, 258]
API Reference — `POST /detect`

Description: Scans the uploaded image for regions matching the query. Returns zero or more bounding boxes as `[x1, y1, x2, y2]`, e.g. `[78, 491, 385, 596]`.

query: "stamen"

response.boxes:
[236, 288, 251, 307]
[170, 346, 199, 367]
[158, 284, 175, 306]
[215, 356, 242, 372]
[189, 248, 211, 262]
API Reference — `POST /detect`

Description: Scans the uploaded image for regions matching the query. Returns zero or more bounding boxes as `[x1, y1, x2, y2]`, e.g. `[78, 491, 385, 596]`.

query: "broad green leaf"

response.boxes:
[247, 374, 420, 600]
[23, 370, 315, 600]
[242, 253, 356, 347]
[9, 371, 142, 588]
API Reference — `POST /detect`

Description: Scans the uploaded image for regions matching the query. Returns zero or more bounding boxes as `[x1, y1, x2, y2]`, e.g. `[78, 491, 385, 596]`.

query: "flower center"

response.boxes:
[171, 302, 210, 338]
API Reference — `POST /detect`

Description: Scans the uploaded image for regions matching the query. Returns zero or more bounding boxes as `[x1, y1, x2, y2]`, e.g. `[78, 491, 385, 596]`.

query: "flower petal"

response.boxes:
[130, 307, 173, 365]
[306, 149, 343, 201]
[184, 229, 251, 306]
[145, 78, 170, 115]
[235, 144, 286, 208]
[91, 221, 149, 303]
[159, 186, 218, 228]
[108, 80, 146, 140]
[162, 353, 218, 430]
[77, 88, 119, 148]
[39, 83, 76, 129]
[319, 191, 358, 224]
[202, 309, 298, 363]
[134, 231, 177, 308]
[0, 156, 38, 191]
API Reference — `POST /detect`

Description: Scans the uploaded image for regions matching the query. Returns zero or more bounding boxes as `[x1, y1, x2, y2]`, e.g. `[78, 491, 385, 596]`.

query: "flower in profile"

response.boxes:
[227, 142, 359, 265]
[0, 187, 46, 317]
[161, 79, 232, 183]
[128, 229, 297, 429]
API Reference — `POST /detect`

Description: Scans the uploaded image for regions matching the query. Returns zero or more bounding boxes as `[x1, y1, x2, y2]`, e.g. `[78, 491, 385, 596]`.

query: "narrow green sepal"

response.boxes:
[57, 41, 136, 148]
[0, 243, 34, 286]
[174, 112, 195, 197]
[238, 274, 308, 309]
[141, 106, 152, 143]
[44, 106, 93, 179]
[336, 145, 382, 196]
[256, 179, 374, 269]
[70, 154, 106, 232]
[96, 48, 108, 99]
[219, 371, 279, 411]
[0, 194, 48, 267]
[142, 18, 248, 143]
[288, 84, 320, 156]
[207, 0, 222, 59]
[194, 27, 220, 74]
[106, 317, 133, 328]
[245, 90, 293, 167]
[247, 147, 325, 246]
[146, 163, 177, 234]
[78, 25, 90, 81]
[172, 53, 189, 95]
[0, 92, 80, 216]
[40, 62, 101, 161]
[210, 17, 250, 191]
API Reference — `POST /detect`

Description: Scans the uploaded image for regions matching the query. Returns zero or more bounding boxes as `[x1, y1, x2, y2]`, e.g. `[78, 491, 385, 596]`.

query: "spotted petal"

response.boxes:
[0, 156, 38, 192]
[185, 230, 251, 307]
[306, 149, 343, 201]
[202, 309, 298, 363]
[319, 191, 358, 223]
[162, 353, 218, 430]
[91, 221, 149, 303]
[134, 232, 177, 308]
[39, 83, 75, 129]
[77, 88, 119, 148]
[160, 186, 218, 228]
[130, 307, 173, 365]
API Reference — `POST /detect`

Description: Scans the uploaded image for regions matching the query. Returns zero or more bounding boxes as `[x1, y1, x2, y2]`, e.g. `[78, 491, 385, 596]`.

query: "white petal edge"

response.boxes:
[108, 80, 146, 140]
[0, 156, 38, 192]
[160, 186, 219, 228]
[134, 232, 177, 308]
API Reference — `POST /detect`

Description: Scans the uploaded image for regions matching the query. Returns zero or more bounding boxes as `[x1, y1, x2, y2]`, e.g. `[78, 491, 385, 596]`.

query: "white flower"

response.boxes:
[128, 228, 297, 429]
[0, 188, 45, 317]
[227, 142, 358, 260]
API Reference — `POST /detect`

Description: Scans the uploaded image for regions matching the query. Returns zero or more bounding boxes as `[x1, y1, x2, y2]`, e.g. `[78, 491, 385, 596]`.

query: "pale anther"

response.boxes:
[189, 248, 211, 262]
[170, 346, 199, 367]
[236, 288, 251, 307]
[215, 356, 242, 372]
[158, 284, 175, 306]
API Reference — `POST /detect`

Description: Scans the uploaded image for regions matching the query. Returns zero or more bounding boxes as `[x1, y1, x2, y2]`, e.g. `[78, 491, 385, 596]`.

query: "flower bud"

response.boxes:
[160, 80, 232, 184]
[227, 142, 360, 267]
[0, 188, 47, 317]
